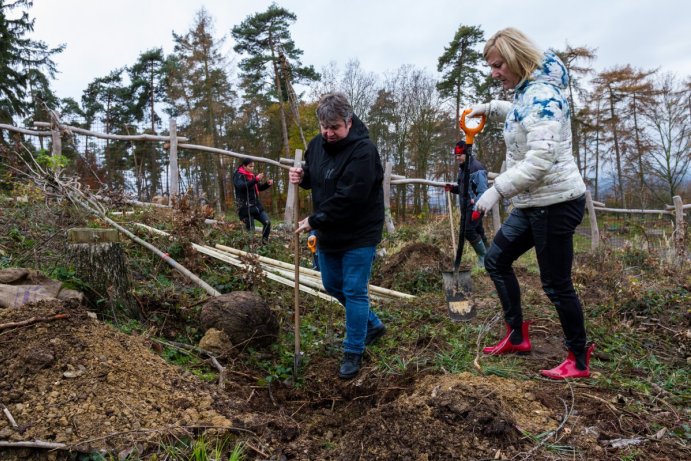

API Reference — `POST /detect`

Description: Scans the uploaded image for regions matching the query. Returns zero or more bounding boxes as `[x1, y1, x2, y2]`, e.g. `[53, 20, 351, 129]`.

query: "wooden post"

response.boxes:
[288, 149, 304, 379]
[383, 162, 395, 233]
[490, 160, 506, 235]
[672, 195, 686, 262]
[284, 149, 303, 224]
[491, 203, 501, 235]
[447, 191, 457, 255]
[50, 114, 61, 159]
[168, 119, 179, 205]
[585, 190, 600, 250]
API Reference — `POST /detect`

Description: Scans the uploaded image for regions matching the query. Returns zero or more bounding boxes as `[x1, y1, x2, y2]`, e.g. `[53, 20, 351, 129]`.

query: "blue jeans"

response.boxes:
[484, 196, 587, 352]
[318, 246, 383, 354]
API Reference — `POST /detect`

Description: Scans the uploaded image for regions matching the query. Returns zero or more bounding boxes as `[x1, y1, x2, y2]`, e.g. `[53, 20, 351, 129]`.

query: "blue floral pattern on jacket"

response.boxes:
[486, 51, 585, 208]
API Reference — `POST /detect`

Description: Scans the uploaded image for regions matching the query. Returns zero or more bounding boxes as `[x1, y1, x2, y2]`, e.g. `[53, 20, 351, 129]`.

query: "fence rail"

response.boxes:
[2, 117, 687, 263]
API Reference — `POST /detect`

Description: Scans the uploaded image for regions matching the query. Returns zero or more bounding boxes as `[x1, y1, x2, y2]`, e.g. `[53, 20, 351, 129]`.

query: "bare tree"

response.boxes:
[641, 72, 691, 203]
[308, 59, 379, 123]
[555, 44, 596, 174]
[340, 59, 379, 124]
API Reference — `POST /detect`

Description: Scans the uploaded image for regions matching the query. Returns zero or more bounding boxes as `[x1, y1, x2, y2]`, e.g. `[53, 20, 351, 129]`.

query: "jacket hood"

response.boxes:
[322, 114, 369, 152]
[528, 50, 569, 90]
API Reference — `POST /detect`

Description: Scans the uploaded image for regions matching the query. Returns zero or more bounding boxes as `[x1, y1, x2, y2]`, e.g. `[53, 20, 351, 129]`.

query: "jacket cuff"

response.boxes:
[308, 213, 325, 229]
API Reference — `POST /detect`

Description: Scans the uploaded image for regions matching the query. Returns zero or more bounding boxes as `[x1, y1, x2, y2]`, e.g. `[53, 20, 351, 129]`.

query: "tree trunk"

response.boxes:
[67, 228, 140, 321]
[608, 86, 625, 207]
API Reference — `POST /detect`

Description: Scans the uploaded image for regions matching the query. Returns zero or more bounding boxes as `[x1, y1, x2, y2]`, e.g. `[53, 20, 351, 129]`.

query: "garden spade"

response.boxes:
[442, 109, 486, 321]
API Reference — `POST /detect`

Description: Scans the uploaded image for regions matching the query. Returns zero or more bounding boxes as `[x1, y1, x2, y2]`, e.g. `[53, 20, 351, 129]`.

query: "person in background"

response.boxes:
[469, 27, 593, 379]
[233, 158, 273, 243]
[289, 92, 386, 380]
[445, 140, 489, 266]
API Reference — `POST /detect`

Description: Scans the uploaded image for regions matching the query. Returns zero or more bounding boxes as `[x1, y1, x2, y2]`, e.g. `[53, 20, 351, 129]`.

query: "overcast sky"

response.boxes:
[30, 0, 691, 102]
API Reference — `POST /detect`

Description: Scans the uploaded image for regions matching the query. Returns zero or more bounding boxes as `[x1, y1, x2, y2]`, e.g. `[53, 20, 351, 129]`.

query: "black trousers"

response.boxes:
[484, 195, 587, 352]
[240, 207, 271, 241]
[460, 207, 487, 245]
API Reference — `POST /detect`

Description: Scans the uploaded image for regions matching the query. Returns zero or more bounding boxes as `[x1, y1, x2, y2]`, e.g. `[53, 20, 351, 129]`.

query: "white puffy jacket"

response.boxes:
[485, 51, 585, 208]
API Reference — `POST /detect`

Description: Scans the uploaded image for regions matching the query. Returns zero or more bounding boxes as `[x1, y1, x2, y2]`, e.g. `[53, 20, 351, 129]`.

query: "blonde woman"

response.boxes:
[470, 28, 593, 380]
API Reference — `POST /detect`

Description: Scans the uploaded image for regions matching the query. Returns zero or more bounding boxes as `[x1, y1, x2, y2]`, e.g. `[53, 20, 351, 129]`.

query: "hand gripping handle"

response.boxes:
[460, 108, 486, 145]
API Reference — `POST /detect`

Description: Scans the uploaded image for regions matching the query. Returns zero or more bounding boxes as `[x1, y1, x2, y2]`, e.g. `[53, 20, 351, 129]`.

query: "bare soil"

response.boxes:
[1, 286, 687, 460]
[0, 202, 688, 460]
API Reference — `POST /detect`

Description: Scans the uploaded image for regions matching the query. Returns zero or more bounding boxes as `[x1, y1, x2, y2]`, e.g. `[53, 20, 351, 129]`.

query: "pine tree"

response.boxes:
[0, 0, 63, 124]
[81, 69, 132, 190]
[232, 4, 319, 159]
[167, 8, 237, 209]
[128, 48, 167, 200]
[436, 25, 484, 138]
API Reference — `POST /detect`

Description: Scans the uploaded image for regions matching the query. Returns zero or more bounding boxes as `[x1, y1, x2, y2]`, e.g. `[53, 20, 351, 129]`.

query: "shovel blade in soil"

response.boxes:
[442, 270, 475, 321]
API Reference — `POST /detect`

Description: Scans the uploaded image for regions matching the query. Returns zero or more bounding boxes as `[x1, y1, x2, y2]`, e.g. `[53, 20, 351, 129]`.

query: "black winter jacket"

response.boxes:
[300, 115, 384, 252]
[233, 169, 270, 217]
[449, 157, 489, 210]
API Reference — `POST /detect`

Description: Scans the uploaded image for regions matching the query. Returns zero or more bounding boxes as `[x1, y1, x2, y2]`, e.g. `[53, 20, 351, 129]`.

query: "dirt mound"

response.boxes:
[374, 242, 452, 289]
[284, 372, 568, 460]
[0, 301, 240, 453]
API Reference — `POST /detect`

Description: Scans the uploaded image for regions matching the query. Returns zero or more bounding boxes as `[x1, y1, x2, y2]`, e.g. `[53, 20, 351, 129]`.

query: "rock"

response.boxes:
[199, 328, 233, 356]
[27, 349, 55, 369]
[200, 292, 279, 349]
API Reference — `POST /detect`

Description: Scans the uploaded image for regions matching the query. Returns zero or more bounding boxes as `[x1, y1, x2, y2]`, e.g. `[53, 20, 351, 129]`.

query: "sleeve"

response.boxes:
[493, 87, 565, 199]
[487, 100, 513, 120]
[299, 144, 313, 190]
[450, 168, 460, 195]
[473, 169, 489, 200]
[258, 182, 271, 192]
[308, 142, 380, 229]
[232, 171, 255, 189]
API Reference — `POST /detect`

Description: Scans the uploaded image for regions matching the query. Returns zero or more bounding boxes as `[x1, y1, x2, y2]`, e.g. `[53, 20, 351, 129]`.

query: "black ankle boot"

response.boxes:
[338, 352, 362, 379]
[365, 324, 386, 346]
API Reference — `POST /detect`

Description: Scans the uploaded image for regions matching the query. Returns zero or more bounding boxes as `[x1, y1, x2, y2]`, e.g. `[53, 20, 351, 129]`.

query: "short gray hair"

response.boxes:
[316, 92, 353, 125]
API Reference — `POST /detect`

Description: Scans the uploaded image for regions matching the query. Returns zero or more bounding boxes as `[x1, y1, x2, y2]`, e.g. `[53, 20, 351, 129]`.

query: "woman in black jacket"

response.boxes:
[289, 92, 386, 380]
[233, 158, 273, 243]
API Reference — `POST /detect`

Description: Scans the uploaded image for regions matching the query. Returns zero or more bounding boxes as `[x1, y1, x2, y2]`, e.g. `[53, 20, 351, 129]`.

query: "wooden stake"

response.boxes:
[447, 190, 457, 255]
[291, 149, 304, 380]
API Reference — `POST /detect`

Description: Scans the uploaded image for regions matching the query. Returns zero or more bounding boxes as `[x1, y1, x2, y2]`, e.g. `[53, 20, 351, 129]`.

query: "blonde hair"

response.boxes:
[484, 28, 543, 82]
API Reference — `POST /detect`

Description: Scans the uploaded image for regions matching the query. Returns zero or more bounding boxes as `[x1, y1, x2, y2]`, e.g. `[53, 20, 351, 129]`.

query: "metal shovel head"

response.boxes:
[442, 268, 474, 321]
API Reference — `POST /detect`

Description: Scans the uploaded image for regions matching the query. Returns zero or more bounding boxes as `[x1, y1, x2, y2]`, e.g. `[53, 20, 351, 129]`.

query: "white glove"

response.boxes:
[467, 103, 489, 118]
[475, 186, 501, 213]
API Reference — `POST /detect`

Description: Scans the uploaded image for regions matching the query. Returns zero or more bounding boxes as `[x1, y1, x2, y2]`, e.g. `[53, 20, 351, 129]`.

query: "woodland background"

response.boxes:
[1, 1, 689, 219]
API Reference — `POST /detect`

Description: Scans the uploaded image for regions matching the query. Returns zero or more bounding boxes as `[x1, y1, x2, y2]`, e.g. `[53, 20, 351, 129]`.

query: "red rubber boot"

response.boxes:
[540, 343, 596, 380]
[482, 321, 531, 355]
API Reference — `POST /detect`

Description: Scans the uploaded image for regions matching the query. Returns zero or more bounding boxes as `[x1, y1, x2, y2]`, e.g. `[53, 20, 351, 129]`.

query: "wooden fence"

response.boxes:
[1, 116, 688, 262]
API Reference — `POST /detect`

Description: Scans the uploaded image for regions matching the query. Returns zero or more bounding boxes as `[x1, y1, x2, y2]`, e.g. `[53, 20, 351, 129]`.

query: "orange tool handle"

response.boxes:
[459, 108, 486, 144]
[307, 235, 317, 254]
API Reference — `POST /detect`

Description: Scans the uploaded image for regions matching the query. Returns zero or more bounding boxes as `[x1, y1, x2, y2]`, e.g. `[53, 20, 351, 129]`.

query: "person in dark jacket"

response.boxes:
[233, 158, 273, 243]
[445, 140, 489, 266]
[289, 92, 386, 380]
